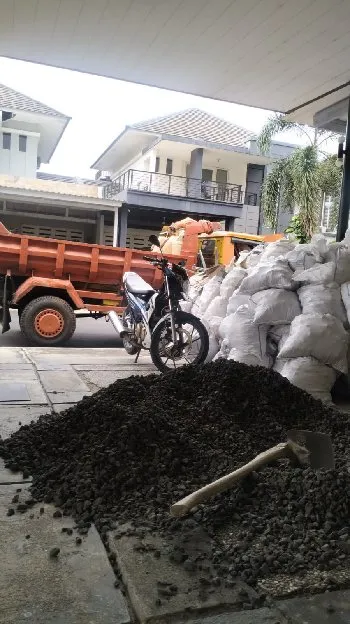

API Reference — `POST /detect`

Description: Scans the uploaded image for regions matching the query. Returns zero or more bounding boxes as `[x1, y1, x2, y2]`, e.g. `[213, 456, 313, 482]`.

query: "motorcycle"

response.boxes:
[107, 235, 209, 373]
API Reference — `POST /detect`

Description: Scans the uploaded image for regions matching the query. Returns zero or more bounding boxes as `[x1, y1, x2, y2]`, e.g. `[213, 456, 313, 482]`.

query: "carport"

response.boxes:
[2, 0, 350, 237]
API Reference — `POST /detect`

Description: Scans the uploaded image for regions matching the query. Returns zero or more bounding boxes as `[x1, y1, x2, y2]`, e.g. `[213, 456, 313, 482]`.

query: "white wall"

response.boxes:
[0, 128, 39, 178]
[111, 139, 250, 198]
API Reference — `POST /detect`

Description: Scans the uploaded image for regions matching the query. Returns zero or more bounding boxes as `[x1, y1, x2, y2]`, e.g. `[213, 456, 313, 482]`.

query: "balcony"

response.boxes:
[103, 169, 245, 204]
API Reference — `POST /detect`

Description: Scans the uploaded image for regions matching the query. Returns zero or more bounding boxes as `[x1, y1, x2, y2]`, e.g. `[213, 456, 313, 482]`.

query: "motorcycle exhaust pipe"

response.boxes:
[108, 311, 127, 338]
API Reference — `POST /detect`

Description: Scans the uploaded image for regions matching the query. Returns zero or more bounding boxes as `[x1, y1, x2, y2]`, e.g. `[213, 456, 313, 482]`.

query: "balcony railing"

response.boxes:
[103, 169, 245, 205]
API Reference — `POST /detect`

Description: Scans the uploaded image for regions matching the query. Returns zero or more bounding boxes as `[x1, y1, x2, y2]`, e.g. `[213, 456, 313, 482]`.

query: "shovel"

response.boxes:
[170, 430, 334, 518]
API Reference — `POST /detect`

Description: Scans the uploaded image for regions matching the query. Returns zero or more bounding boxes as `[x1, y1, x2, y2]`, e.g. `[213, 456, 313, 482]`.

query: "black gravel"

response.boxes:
[1, 360, 350, 591]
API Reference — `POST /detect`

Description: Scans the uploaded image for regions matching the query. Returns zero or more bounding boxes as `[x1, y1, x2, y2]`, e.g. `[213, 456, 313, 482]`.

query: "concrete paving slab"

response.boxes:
[0, 348, 28, 364]
[0, 383, 30, 402]
[0, 405, 50, 439]
[0, 380, 48, 406]
[186, 608, 286, 624]
[0, 459, 32, 484]
[0, 363, 33, 371]
[79, 369, 156, 390]
[277, 590, 350, 623]
[39, 370, 90, 394]
[48, 391, 92, 405]
[0, 370, 37, 382]
[73, 363, 155, 371]
[109, 528, 253, 624]
[27, 347, 153, 366]
[0, 485, 131, 624]
[52, 404, 73, 414]
[35, 364, 74, 371]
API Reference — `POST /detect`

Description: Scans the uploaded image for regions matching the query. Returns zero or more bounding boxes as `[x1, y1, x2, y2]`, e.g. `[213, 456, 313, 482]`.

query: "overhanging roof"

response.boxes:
[0, 83, 70, 163]
[1, 1, 350, 123]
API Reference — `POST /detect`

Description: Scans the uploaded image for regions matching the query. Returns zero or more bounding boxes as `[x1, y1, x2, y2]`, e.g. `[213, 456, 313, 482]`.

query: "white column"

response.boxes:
[113, 208, 119, 247]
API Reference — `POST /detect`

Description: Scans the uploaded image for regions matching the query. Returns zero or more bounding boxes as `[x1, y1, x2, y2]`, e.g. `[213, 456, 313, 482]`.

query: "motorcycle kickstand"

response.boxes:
[134, 349, 141, 364]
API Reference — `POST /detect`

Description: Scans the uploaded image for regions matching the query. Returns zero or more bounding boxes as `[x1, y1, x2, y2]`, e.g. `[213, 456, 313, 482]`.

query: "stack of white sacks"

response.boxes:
[185, 235, 350, 403]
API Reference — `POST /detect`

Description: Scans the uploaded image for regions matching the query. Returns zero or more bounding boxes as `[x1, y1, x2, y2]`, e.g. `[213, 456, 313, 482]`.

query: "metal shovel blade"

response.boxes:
[287, 429, 335, 470]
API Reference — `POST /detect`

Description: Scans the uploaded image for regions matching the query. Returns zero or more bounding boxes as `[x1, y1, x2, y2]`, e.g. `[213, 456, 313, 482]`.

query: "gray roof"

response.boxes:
[0, 83, 68, 118]
[37, 172, 96, 185]
[131, 108, 255, 147]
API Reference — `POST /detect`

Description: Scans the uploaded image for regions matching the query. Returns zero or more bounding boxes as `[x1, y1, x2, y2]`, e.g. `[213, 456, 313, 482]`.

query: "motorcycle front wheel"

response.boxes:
[150, 311, 209, 373]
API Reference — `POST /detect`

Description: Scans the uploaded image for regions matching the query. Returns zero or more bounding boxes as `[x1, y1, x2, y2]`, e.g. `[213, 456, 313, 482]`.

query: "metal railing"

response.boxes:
[103, 169, 244, 204]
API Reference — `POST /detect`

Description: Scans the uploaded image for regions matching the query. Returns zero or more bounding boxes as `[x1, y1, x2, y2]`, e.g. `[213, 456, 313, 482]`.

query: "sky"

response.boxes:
[0, 56, 316, 179]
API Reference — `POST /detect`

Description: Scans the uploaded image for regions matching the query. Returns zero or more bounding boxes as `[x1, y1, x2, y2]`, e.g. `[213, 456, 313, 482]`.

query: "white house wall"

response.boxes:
[112, 140, 252, 200]
[0, 128, 39, 178]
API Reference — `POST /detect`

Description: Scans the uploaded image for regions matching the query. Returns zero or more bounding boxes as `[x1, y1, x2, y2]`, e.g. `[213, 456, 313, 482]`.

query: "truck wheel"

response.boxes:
[19, 296, 76, 346]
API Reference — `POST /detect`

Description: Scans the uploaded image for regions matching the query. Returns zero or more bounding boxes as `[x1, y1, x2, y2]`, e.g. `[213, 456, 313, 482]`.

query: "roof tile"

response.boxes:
[0, 83, 68, 118]
[131, 108, 255, 147]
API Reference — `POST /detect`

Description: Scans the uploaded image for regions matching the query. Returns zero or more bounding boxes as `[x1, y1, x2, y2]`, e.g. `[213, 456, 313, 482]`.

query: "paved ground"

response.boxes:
[1, 346, 350, 623]
[1, 310, 123, 348]
[0, 347, 157, 624]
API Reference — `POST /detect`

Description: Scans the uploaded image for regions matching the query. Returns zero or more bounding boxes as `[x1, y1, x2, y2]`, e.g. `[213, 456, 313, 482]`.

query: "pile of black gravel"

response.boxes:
[1, 359, 350, 591]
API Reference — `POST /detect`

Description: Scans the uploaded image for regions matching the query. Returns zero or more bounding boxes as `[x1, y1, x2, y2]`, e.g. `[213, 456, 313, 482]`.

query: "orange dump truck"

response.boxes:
[0, 222, 190, 346]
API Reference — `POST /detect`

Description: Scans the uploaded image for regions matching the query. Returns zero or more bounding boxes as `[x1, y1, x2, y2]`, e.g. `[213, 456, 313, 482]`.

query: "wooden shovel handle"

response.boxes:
[170, 442, 289, 518]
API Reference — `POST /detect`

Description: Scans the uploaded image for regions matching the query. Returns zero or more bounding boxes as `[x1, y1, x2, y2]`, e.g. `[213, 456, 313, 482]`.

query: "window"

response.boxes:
[166, 158, 173, 175]
[155, 157, 160, 173]
[2, 133, 11, 150]
[202, 169, 213, 182]
[19, 135, 27, 152]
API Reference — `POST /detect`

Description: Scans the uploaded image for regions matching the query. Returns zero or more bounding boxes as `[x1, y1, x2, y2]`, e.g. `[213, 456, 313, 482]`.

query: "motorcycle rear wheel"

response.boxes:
[150, 311, 209, 373]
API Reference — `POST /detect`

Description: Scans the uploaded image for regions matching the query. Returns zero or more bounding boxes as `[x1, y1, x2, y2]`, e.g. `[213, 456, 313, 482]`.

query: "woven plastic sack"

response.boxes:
[278, 313, 349, 373]
[286, 245, 322, 272]
[293, 261, 336, 285]
[227, 349, 273, 368]
[334, 247, 350, 284]
[298, 283, 347, 324]
[259, 239, 295, 262]
[213, 338, 230, 361]
[252, 289, 301, 326]
[267, 324, 290, 358]
[269, 325, 291, 372]
[219, 304, 270, 366]
[202, 296, 227, 321]
[238, 259, 294, 294]
[341, 282, 350, 325]
[280, 357, 336, 403]
[196, 277, 221, 314]
[204, 332, 220, 364]
[227, 292, 251, 315]
[220, 268, 247, 299]
[228, 349, 272, 368]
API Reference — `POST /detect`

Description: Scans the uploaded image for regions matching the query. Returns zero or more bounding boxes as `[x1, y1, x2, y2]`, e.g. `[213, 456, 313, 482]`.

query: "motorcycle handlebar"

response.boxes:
[143, 255, 156, 262]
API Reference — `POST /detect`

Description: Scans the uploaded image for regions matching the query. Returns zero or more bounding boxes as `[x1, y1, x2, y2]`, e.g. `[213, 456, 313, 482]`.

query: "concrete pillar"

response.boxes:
[112, 208, 119, 247]
[118, 205, 128, 248]
[337, 98, 350, 241]
[226, 218, 235, 231]
[96, 212, 105, 245]
[187, 148, 203, 198]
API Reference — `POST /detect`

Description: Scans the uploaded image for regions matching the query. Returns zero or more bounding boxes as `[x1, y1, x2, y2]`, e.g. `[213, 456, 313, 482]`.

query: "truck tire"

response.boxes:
[19, 296, 76, 346]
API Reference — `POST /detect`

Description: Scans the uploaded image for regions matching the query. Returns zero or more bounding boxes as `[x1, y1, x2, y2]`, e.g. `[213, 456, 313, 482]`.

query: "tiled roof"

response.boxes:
[0, 83, 68, 118]
[131, 108, 255, 147]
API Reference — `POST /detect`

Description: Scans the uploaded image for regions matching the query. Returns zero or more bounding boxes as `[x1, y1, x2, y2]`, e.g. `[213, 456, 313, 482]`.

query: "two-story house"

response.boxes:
[0, 83, 120, 245]
[92, 108, 295, 249]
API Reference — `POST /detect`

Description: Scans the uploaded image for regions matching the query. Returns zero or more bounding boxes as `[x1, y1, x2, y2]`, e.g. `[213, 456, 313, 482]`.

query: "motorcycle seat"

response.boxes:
[124, 272, 155, 295]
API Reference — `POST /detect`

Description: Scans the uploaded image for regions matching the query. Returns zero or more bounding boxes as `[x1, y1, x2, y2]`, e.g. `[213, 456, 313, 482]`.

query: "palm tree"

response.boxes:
[257, 114, 343, 240]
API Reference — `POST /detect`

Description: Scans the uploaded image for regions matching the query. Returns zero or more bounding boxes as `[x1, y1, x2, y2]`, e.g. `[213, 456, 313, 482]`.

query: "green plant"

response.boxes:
[258, 114, 342, 237]
[285, 214, 310, 244]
